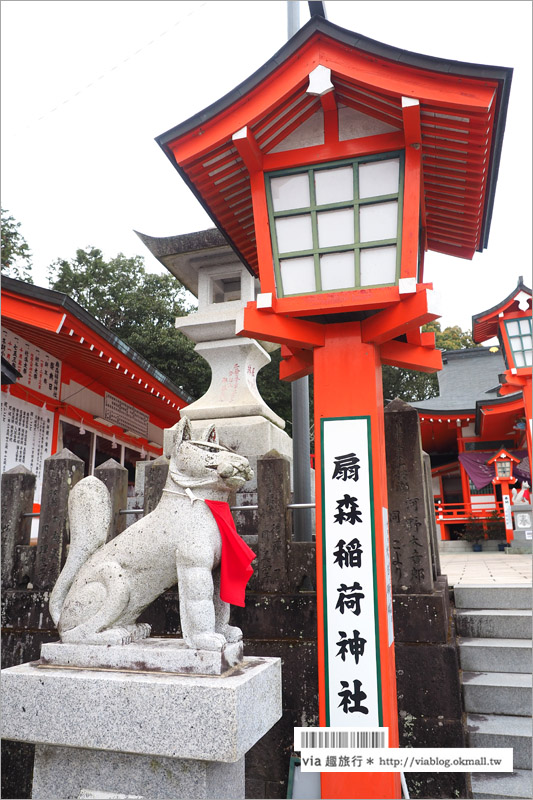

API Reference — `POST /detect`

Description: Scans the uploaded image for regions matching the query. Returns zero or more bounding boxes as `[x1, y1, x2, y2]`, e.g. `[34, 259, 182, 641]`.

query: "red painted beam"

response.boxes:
[236, 304, 325, 350]
[406, 328, 436, 347]
[380, 340, 442, 373]
[279, 347, 314, 382]
[402, 97, 421, 146]
[361, 288, 440, 345]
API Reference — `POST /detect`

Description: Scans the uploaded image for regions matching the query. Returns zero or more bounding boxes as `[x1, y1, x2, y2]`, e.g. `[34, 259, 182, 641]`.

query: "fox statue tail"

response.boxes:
[49, 476, 112, 627]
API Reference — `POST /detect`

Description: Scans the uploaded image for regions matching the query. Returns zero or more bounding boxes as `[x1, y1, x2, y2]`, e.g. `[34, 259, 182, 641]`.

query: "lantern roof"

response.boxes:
[157, 16, 512, 277]
[472, 276, 532, 343]
[487, 448, 520, 465]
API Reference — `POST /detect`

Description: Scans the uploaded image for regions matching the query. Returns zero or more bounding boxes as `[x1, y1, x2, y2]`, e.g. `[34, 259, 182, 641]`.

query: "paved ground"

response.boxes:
[439, 552, 532, 586]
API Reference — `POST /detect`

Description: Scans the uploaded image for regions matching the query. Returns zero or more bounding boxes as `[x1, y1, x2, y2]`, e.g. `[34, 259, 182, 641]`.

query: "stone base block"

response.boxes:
[32, 744, 244, 799]
[508, 529, 533, 553]
[399, 715, 468, 798]
[39, 637, 243, 675]
[393, 584, 449, 643]
[1, 656, 282, 763]
[396, 642, 463, 718]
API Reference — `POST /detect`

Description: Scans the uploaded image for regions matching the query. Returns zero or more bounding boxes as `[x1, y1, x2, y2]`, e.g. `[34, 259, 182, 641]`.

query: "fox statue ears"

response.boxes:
[163, 417, 219, 458]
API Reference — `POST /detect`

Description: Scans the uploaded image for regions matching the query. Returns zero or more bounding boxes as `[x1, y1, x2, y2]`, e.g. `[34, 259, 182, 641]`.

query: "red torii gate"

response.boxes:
[156, 16, 511, 800]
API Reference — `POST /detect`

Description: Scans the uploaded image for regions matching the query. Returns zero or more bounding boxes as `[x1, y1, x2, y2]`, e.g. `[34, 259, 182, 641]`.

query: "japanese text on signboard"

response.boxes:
[321, 418, 380, 727]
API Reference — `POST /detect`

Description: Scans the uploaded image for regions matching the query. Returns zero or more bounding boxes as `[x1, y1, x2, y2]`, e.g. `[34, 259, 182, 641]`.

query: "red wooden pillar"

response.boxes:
[314, 322, 400, 800]
[523, 381, 532, 470]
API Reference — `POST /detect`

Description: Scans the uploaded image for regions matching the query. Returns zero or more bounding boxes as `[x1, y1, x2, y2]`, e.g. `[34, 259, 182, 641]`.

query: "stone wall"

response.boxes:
[2, 411, 468, 799]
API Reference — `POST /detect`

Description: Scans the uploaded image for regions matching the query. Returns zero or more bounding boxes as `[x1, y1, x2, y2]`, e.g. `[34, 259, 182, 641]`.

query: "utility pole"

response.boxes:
[287, 1, 313, 543]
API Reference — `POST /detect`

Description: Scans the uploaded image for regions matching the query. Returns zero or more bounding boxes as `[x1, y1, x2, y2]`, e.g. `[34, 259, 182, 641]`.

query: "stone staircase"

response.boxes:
[440, 540, 507, 553]
[455, 585, 532, 799]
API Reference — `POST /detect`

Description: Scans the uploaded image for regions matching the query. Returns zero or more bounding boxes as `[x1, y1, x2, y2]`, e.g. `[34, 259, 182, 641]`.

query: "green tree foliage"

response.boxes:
[423, 319, 479, 351]
[382, 364, 438, 403]
[1, 209, 33, 283]
[48, 247, 292, 425]
[382, 320, 480, 403]
[49, 247, 210, 401]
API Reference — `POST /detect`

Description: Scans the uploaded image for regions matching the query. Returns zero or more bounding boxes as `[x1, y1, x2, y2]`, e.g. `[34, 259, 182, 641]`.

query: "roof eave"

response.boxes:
[1, 276, 191, 403]
[156, 15, 513, 268]
[157, 17, 513, 147]
[472, 278, 532, 342]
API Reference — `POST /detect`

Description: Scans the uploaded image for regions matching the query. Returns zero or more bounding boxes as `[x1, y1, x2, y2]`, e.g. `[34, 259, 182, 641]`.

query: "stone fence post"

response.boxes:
[384, 398, 434, 594]
[33, 449, 85, 591]
[384, 397, 467, 799]
[1, 466, 36, 589]
[143, 455, 169, 515]
[94, 458, 128, 541]
[256, 451, 291, 592]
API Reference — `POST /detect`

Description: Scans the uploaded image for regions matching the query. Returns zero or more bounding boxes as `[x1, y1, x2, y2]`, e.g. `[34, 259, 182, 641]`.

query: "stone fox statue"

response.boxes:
[49, 417, 254, 650]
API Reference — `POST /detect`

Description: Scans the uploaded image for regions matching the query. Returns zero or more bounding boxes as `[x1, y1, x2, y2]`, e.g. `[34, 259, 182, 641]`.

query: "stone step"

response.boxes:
[471, 768, 532, 799]
[462, 671, 532, 715]
[439, 541, 505, 553]
[459, 638, 533, 673]
[456, 609, 532, 639]
[454, 585, 532, 610]
[467, 714, 532, 770]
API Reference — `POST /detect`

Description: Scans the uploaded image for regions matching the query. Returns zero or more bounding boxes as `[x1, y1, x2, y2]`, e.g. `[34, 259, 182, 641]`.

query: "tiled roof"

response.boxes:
[411, 347, 509, 412]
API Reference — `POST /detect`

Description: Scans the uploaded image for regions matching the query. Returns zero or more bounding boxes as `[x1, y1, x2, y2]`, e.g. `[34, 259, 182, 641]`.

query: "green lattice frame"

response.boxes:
[265, 151, 405, 298]
[504, 317, 533, 368]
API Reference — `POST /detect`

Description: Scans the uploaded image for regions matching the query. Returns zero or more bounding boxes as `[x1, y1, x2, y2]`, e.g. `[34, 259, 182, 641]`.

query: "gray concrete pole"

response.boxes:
[287, 1, 300, 39]
[291, 377, 313, 541]
[286, 2, 313, 543]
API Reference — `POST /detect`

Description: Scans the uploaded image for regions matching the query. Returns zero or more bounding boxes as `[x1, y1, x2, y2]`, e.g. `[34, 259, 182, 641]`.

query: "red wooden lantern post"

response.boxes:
[473, 280, 532, 475]
[156, 17, 511, 800]
[488, 449, 521, 542]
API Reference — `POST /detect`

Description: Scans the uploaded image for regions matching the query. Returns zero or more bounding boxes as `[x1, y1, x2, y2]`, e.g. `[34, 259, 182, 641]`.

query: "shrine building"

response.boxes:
[413, 277, 532, 539]
[1, 276, 190, 514]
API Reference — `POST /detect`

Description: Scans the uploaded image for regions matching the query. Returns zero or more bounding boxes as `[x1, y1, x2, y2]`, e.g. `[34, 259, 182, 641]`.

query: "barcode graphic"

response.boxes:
[300, 730, 386, 749]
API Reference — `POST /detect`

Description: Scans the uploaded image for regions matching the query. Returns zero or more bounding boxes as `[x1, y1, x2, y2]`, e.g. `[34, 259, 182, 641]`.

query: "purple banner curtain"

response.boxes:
[458, 450, 530, 491]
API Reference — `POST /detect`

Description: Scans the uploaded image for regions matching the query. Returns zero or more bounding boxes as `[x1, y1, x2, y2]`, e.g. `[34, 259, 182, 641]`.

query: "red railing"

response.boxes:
[434, 500, 504, 522]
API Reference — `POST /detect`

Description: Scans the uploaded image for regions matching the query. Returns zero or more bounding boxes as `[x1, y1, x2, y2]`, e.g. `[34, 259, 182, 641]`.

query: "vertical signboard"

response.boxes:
[1, 328, 61, 399]
[321, 416, 381, 727]
[502, 493, 513, 531]
[1, 393, 54, 502]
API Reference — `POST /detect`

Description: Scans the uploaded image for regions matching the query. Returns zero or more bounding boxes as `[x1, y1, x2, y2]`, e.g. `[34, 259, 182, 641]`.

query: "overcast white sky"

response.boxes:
[1, 1, 531, 332]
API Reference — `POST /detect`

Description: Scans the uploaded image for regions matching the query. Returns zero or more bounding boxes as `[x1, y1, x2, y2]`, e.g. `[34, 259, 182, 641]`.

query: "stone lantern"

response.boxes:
[154, 15, 512, 800]
[136, 228, 292, 502]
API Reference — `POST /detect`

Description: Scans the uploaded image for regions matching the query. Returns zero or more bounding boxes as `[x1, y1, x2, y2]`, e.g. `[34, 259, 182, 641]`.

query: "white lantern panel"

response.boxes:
[506, 320, 520, 336]
[359, 202, 398, 243]
[519, 319, 531, 334]
[511, 337, 523, 351]
[275, 215, 313, 253]
[522, 335, 532, 350]
[320, 252, 355, 291]
[271, 174, 310, 211]
[360, 246, 397, 286]
[315, 166, 354, 205]
[514, 351, 525, 367]
[317, 208, 354, 248]
[524, 349, 532, 366]
[359, 158, 400, 199]
[280, 256, 316, 295]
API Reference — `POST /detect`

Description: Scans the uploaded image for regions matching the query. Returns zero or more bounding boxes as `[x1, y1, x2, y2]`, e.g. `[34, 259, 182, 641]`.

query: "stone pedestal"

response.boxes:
[510, 506, 533, 553]
[508, 527, 533, 553]
[1, 649, 282, 799]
